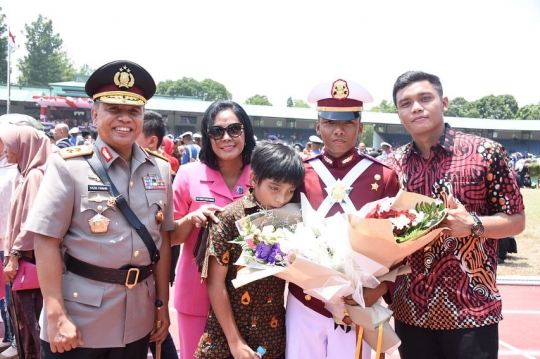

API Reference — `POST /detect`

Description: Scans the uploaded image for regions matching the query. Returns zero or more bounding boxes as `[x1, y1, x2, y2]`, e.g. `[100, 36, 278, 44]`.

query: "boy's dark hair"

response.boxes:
[142, 110, 166, 149]
[251, 140, 305, 188]
[392, 71, 444, 106]
[199, 100, 256, 170]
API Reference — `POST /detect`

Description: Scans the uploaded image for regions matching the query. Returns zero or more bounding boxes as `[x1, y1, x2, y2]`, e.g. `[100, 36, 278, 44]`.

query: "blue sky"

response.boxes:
[2, 0, 540, 109]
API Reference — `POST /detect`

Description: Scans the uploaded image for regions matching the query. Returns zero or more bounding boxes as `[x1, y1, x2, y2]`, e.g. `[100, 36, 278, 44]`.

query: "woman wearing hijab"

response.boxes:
[1, 125, 52, 359]
[171, 100, 256, 359]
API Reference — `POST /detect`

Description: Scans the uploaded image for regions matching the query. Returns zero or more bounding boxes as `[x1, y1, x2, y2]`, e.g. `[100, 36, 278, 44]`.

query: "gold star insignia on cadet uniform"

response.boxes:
[371, 182, 380, 191]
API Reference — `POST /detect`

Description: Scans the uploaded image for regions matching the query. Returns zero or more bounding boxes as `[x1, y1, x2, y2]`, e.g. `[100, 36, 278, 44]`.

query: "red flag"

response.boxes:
[8, 30, 15, 49]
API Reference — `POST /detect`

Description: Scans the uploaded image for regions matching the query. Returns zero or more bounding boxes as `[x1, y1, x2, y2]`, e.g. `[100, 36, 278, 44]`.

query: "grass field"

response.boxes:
[497, 188, 540, 276]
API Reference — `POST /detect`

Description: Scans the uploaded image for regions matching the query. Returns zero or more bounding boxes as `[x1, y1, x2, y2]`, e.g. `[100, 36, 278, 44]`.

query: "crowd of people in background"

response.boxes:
[0, 64, 529, 359]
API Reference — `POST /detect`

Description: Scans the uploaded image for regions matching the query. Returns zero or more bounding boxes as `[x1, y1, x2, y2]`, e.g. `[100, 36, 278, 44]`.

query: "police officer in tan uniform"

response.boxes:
[27, 60, 174, 359]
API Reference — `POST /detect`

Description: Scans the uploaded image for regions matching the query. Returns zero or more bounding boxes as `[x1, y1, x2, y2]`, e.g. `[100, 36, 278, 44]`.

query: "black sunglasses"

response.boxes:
[207, 123, 244, 140]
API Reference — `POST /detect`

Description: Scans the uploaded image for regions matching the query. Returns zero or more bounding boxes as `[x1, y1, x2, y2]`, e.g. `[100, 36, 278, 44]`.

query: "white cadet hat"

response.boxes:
[380, 142, 392, 149]
[309, 135, 323, 144]
[181, 131, 193, 138]
[193, 132, 202, 139]
[308, 78, 373, 120]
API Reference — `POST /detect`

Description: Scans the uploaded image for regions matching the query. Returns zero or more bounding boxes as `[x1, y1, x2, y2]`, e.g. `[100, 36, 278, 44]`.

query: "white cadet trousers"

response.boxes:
[285, 294, 372, 359]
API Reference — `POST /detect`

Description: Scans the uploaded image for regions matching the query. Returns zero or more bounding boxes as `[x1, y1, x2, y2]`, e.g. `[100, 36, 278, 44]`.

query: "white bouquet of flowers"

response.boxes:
[230, 194, 403, 354]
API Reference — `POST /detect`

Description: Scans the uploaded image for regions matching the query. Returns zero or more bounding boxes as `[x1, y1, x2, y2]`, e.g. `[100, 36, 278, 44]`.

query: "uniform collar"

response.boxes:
[319, 148, 359, 169]
[95, 137, 153, 168]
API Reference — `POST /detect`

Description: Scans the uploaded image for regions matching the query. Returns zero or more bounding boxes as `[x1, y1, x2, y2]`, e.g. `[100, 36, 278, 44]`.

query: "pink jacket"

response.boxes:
[173, 161, 251, 315]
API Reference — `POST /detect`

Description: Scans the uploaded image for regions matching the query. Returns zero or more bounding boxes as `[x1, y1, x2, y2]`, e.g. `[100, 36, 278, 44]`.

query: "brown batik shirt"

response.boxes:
[195, 192, 286, 359]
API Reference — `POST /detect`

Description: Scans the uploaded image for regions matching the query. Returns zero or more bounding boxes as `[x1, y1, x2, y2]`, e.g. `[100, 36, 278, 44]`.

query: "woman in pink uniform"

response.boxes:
[171, 100, 256, 359]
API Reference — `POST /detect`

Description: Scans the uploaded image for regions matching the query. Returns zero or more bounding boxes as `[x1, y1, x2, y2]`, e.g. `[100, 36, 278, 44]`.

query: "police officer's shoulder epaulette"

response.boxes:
[145, 149, 170, 163]
[58, 145, 94, 159]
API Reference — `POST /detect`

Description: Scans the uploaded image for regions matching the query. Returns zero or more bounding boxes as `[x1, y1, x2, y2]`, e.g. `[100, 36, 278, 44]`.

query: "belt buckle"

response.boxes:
[125, 268, 140, 289]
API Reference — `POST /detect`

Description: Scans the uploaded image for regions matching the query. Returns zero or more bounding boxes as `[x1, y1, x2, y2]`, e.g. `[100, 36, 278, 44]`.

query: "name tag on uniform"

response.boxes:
[196, 196, 216, 203]
[143, 174, 166, 190]
[88, 185, 111, 192]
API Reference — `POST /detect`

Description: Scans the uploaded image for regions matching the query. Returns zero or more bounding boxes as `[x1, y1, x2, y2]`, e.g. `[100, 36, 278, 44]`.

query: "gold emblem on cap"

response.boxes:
[332, 79, 349, 100]
[114, 65, 135, 89]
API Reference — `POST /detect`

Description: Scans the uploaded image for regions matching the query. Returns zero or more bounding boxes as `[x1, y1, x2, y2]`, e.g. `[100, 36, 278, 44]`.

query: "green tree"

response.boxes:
[446, 97, 482, 118]
[516, 103, 540, 120]
[359, 124, 374, 147]
[287, 96, 294, 107]
[474, 94, 519, 119]
[77, 63, 94, 76]
[0, 10, 8, 83]
[17, 15, 75, 86]
[156, 77, 231, 101]
[368, 100, 397, 113]
[199, 78, 232, 101]
[245, 94, 272, 106]
[291, 99, 310, 108]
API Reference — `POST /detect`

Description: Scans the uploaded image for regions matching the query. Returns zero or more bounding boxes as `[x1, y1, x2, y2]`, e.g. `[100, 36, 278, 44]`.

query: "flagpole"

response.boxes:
[7, 26, 11, 114]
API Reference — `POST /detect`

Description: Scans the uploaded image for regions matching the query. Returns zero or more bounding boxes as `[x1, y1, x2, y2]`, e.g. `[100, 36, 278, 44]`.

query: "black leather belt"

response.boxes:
[64, 253, 155, 289]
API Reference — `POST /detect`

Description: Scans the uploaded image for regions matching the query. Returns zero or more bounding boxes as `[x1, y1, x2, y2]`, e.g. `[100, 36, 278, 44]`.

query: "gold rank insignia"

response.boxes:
[371, 182, 380, 191]
[58, 145, 93, 160]
[325, 179, 352, 204]
[89, 213, 111, 233]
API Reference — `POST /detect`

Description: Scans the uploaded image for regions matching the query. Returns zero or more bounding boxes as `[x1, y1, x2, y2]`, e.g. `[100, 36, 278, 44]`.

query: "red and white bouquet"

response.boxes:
[348, 190, 448, 268]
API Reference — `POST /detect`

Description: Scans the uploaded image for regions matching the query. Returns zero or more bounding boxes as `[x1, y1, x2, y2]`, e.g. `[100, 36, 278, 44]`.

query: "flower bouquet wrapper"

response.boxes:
[235, 202, 302, 235]
[362, 321, 401, 355]
[348, 190, 447, 268]
[232, 252, 351, 292]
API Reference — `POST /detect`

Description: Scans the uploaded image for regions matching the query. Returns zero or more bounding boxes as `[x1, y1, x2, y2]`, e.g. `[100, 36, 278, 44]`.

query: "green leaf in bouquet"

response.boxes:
[394, 201, 448, 243]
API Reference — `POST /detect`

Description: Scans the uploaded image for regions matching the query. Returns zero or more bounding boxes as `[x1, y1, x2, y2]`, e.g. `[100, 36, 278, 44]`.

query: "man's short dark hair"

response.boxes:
[392, 71, 444, 106]
[143, 110, 166, 149]
[251, 140, 305, 188]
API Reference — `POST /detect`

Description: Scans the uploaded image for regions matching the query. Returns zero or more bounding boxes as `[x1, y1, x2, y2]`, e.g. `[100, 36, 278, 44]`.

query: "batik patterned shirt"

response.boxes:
[384, 123, 524, 329]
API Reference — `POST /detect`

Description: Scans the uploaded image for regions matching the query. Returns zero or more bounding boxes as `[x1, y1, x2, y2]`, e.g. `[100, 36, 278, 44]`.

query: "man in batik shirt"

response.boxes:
[384, 71, 526, 359]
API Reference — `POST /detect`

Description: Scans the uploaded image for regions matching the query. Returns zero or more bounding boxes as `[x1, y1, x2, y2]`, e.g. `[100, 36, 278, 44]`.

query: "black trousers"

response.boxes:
[395, 320, 498, 359]
[40, 333, 150, 359]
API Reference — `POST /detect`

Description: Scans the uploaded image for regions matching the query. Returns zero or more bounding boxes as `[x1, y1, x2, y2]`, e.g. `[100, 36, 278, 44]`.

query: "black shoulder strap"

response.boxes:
[85, 150, 160, 264]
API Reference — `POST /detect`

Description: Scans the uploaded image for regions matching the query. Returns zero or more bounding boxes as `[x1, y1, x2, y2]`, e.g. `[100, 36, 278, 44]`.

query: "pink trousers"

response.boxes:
[177, 312, 207, 359]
